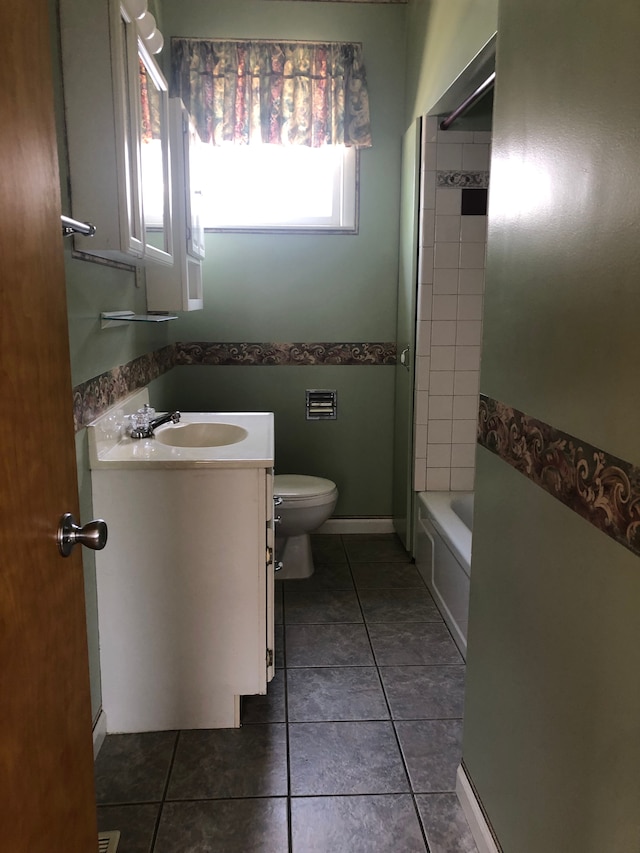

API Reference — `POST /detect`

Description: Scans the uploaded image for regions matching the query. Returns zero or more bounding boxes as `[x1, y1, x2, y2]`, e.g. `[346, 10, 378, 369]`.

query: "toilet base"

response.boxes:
[275, 533, 314, 579]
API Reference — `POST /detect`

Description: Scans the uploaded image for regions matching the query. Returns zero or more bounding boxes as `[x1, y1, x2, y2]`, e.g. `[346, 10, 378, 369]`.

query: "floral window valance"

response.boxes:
[170, 38, 372, 148]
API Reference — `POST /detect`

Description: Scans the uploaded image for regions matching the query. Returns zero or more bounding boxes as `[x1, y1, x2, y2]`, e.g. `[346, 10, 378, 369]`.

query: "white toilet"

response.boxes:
[273, 474, 338, 579]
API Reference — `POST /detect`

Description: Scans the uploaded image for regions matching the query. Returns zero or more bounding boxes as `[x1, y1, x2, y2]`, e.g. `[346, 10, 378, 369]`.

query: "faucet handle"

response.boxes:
[125, 407, 154, 436]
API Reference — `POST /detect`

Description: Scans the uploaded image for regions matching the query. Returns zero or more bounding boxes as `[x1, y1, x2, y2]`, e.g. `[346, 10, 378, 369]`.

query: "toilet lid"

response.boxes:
[274, 474, 337, 500]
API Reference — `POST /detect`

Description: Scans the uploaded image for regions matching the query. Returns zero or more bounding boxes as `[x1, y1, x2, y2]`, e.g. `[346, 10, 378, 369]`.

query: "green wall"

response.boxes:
[404, 0, 498, 125]
[160, 0, 407, 516]
[168, 365, 395, 516]
[64, 260, 174, 388]
[463, 1, 640, 849]
[467, 453, 640, 852]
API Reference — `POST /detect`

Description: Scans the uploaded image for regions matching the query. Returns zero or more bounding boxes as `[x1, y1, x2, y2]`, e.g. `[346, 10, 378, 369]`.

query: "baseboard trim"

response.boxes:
[93, 709, 107, 759]
[456, 764, 501, 853]
[315, 517, 395, 534]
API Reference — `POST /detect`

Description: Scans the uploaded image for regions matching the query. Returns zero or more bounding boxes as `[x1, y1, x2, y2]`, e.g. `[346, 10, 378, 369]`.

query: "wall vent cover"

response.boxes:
[98, 831, 120, 853]
[306, 389, 337, 420]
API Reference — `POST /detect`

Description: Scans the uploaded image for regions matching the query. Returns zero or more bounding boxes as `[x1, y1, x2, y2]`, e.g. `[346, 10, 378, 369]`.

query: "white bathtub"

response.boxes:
[415, 491, 473, 659]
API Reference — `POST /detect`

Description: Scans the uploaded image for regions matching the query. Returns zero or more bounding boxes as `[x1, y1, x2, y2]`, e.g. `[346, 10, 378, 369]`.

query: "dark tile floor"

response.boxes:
[95, 533, 478, 853]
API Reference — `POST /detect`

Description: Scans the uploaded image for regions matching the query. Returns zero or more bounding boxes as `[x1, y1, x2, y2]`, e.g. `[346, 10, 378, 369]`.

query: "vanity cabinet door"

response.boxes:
[93, 465, 271, 730]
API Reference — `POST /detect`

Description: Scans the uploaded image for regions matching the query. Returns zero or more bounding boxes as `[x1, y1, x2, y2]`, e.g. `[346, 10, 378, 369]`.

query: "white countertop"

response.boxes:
[87, 390, 274, 470]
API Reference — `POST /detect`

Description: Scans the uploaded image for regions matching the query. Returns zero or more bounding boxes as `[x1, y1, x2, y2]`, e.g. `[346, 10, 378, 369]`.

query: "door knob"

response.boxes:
[57, 513, 108, 557]
[400, 346, 410, 370]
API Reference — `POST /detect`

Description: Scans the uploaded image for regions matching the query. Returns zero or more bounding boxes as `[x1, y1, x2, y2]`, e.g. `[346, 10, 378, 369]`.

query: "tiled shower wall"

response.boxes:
[413, 115, 490, 492]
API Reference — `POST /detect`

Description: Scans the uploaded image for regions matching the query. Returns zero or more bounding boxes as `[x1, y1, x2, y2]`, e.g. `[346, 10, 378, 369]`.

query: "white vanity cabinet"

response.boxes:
[60, 0, 173, 265]
[146, 99, 205, 312]
[88, 394, 275, 732]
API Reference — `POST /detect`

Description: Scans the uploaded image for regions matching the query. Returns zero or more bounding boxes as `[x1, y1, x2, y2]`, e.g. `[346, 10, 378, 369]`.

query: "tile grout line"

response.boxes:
[281, 587, 294, 853]
[345, 537, 467, 847]
[343, 537, 432, 853]
[149, 730, 181, 853]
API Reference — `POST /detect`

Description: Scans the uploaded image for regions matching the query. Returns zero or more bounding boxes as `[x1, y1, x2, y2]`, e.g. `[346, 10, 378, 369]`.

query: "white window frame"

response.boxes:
[201, 143, 360, 235]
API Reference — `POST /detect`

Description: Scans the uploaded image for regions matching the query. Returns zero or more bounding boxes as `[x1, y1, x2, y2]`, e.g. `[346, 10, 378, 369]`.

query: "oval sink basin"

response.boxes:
[154, 422, 249, 448]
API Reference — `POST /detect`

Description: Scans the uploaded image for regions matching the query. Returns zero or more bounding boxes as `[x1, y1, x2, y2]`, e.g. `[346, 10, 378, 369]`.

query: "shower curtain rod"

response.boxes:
[439, 71, 496, 131]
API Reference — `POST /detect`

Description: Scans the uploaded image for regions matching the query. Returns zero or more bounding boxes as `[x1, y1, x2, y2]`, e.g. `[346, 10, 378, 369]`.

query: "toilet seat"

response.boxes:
[274, 474, 337, 506]
[273, 475, 339, 578]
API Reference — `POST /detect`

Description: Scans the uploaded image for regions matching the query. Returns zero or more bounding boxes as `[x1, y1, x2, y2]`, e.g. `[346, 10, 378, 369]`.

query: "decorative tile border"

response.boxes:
[175, 342, 397, 366]
[73, 346, 176, 431]
[478, 394, 640, 557]
[437, 171, 489, 189]
[73, 341, 396, 429]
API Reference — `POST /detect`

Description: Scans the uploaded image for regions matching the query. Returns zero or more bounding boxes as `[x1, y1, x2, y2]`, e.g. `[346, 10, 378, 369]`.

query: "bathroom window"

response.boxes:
[170, 38, 371, 234]
[200, 143, 358, 233]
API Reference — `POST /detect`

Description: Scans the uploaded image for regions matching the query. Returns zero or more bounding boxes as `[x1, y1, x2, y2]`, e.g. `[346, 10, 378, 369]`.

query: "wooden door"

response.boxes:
[0, 3, 97, 851]
[392, 120, 421, 550]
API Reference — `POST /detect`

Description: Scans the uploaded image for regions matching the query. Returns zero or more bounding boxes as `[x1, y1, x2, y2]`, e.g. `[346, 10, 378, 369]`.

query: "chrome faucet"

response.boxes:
[129, 410, 181, 439]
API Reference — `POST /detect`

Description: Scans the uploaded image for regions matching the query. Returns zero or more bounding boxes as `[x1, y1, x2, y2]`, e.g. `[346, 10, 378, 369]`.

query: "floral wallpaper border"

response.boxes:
[437, 171, 489, 189]
[73, 346, 177, 431]
[478, 394, 640, 558]
[73, 342, 396, 430]
[175, 341, 397, 366]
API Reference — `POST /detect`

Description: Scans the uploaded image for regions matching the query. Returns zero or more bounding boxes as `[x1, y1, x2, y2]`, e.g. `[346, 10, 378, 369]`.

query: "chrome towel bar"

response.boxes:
[61, 214, 97, 237]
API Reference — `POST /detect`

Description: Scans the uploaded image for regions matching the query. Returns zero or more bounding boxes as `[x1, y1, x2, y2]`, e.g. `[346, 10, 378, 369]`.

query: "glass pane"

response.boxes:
[122, 18, 142, 245]
[201, 144, 357, 231]
[185, 114, 205, 259]
[139, 57, 167, 252]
